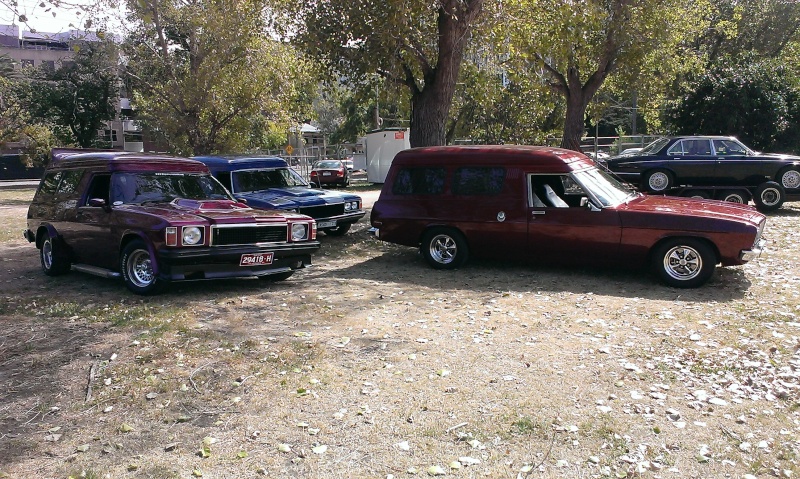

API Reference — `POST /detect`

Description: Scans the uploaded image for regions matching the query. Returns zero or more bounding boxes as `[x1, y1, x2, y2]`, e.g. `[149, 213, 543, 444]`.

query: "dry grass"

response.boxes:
[0, 186, 798, 478]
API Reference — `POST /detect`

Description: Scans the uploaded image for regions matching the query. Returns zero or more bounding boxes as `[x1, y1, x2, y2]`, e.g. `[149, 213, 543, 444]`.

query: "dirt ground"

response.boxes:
[0, 185, 798, 479]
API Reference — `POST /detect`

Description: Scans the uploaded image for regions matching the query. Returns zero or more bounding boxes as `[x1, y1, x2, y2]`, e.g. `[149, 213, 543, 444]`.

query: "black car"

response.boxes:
[603, 136, 800, 211]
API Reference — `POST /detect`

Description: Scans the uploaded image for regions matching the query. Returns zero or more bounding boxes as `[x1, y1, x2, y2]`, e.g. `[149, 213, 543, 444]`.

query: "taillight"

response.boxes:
[337, 168, 344, 177]
[310, 171, 317, 177]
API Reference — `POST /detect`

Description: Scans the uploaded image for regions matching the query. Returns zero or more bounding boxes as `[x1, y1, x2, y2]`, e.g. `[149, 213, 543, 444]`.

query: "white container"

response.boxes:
[366, 129, 410, 183]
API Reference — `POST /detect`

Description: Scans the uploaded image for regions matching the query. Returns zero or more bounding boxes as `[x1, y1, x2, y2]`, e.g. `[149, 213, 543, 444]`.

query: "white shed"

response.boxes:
[365, 128, 410, 183]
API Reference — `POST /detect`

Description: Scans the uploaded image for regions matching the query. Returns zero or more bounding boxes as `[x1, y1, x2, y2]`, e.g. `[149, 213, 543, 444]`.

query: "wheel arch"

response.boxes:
[35, 224, 60, 249]
[647, 235, 720, 266]
[417, 224, 470, 249]
[119, 232, 160, 276]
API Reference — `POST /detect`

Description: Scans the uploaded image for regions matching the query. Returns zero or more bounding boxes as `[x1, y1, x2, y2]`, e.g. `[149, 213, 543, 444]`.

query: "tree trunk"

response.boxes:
[561, 91, 587, 152]
[410, 84, 451, 147]
[405, 0, 483, 148]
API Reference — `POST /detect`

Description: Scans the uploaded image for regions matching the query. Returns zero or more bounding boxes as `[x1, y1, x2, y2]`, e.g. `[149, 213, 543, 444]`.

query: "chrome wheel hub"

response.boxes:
[429, 234, 457, 264]
[664, 246, 701, 281]
[129, 250, 155, 287]
[648, 172, 669, 191]
[781, 170, 800, 189]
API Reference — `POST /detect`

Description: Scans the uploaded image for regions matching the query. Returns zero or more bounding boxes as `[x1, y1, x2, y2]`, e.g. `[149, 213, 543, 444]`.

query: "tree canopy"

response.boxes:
[122, 0, 315, 155]
[501, 0, 709, 151]
[295, 0, 486, 147]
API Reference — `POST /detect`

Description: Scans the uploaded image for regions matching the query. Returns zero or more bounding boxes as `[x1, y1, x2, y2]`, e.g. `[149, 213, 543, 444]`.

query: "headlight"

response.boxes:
[344, 202, 352, 211]
[291, 223, 308, 241]
[353, 201, 360, 210]
[183, 226, 203, 245]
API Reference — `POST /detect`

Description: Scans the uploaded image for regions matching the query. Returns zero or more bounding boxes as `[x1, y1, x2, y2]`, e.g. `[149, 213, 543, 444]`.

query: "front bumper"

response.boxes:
[740, 238, 766, 262]
[315, 211, 366, 229]
[156, 242, 320, 280]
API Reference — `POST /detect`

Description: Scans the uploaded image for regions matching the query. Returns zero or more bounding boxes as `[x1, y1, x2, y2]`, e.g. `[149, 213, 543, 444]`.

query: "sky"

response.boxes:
[0, 0, 118, 35]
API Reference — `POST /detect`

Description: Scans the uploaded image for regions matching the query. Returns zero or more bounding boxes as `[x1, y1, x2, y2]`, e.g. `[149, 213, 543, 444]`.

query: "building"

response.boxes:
[0, 24, 143, 156]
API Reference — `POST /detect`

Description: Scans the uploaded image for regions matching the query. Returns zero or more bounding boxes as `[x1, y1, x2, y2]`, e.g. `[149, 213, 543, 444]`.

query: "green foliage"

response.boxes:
[668, 56, 800, 152]
[294, 0, 488, 147]
[501, 0, 710, 148]
[447, 64, 562, 144]
[28, 40, 119, 148]
[123, 0, 316, 155]
[0, 73, 64, 167]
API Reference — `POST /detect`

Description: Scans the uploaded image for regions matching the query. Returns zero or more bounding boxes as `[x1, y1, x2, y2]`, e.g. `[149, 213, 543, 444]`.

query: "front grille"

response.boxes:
[299, 203, 345, 219]
[211, 225, 287, 246]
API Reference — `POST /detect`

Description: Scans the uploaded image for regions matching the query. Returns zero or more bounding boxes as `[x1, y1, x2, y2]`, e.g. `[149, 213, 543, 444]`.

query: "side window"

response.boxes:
[530, 174, 576, 208]
[56, 170, 83, 196]
[714, 139, 746, 156]
[684, 139, 712, 155]
[85, 174, 111, 205]
[452, 167, 505, 195]
[667, 141, 686, 156]
[37, 171, 63, 197]
[392, 168, 446, 195]
[215, 172, 232, 192]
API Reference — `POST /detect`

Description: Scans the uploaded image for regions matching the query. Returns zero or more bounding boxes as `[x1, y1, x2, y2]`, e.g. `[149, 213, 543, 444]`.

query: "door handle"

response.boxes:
[531, 211, 545, 215]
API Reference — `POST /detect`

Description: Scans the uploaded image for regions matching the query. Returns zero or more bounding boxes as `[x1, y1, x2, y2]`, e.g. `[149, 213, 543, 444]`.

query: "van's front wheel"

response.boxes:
[421, 228, 469, 270]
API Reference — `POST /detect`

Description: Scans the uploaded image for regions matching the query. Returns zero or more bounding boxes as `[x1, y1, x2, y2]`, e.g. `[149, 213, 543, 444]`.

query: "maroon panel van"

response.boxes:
[370, 145, 767, 288]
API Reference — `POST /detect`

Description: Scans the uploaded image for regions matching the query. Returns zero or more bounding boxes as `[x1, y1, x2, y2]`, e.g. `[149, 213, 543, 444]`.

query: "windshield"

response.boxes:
[111, 172, 231, 205]
[572, 167, 637, 207]
[231, 168, 307, 193]
[640, 137, 670, 154]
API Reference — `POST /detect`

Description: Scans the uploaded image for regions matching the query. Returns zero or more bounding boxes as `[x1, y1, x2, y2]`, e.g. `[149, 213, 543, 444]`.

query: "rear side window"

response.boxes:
[38, 171, 62, 197]
[452, 167, 505, 195]
[392, 168, 446, 195]
[56, 170, 83, 195]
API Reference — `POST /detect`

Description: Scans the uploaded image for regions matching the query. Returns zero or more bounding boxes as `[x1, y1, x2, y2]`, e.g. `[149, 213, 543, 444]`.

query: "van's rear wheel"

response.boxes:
[40, 236, 71, 276]
[421, 228, 469, 270]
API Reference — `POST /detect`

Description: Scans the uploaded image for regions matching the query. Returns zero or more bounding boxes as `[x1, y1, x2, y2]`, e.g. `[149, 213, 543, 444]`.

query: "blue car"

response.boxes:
[193, 156, 365, 236]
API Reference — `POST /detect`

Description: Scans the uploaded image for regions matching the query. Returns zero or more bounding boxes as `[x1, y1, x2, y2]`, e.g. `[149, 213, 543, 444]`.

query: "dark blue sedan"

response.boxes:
[602, 136, 800, 212]
[194, 155, 365, 236]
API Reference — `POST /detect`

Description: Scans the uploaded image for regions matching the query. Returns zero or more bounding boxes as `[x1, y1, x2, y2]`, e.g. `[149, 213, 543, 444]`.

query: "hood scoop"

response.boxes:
[171, 198, 251, 213]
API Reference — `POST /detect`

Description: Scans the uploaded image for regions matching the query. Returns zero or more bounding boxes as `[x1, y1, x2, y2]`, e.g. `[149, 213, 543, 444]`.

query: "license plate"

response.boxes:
[317, 220, 336, 228]
[323, 171, 332, 176]
[240, 252, 274, 266]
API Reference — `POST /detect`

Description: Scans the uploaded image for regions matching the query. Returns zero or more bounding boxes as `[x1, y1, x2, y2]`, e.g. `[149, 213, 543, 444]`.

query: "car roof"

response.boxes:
[392, 145, 594, 171]
[48, 150, 209, 173]
[192, 155, 289, 172]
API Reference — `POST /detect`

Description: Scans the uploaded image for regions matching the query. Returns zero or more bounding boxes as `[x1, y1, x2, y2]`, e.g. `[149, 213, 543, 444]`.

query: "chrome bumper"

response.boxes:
[740, 239, 766, 262]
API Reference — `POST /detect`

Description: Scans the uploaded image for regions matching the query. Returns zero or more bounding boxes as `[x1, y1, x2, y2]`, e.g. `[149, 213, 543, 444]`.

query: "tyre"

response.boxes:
[753, 181, 785, 212]
[322, 223, 352, 236]
[682, 189, 711, 199]
[421, 228, 469, 270]
[120, 240, 165, 295]
[718, 190, 748, 204]
[259, 270, 294, 281]
[40, 236, 71, 276]
[642, 169, 673, 192]
[778, 167, 800, 190]
[652, 238, 716, 288]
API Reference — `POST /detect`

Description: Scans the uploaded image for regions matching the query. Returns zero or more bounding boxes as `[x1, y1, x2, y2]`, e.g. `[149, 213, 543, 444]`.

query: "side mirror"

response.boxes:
[88, 198, 107, 208]
[235, 196, 248, 204]
[581, 197, 601, 211]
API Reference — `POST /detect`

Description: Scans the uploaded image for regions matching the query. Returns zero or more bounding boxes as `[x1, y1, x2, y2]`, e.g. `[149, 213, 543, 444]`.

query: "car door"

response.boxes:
[447, 166, 528, 260]
[73, 173, 118, 269]
[667, 139, 716, 185]
[712, 138, 761, 185]
[526, 174, 623, 265]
